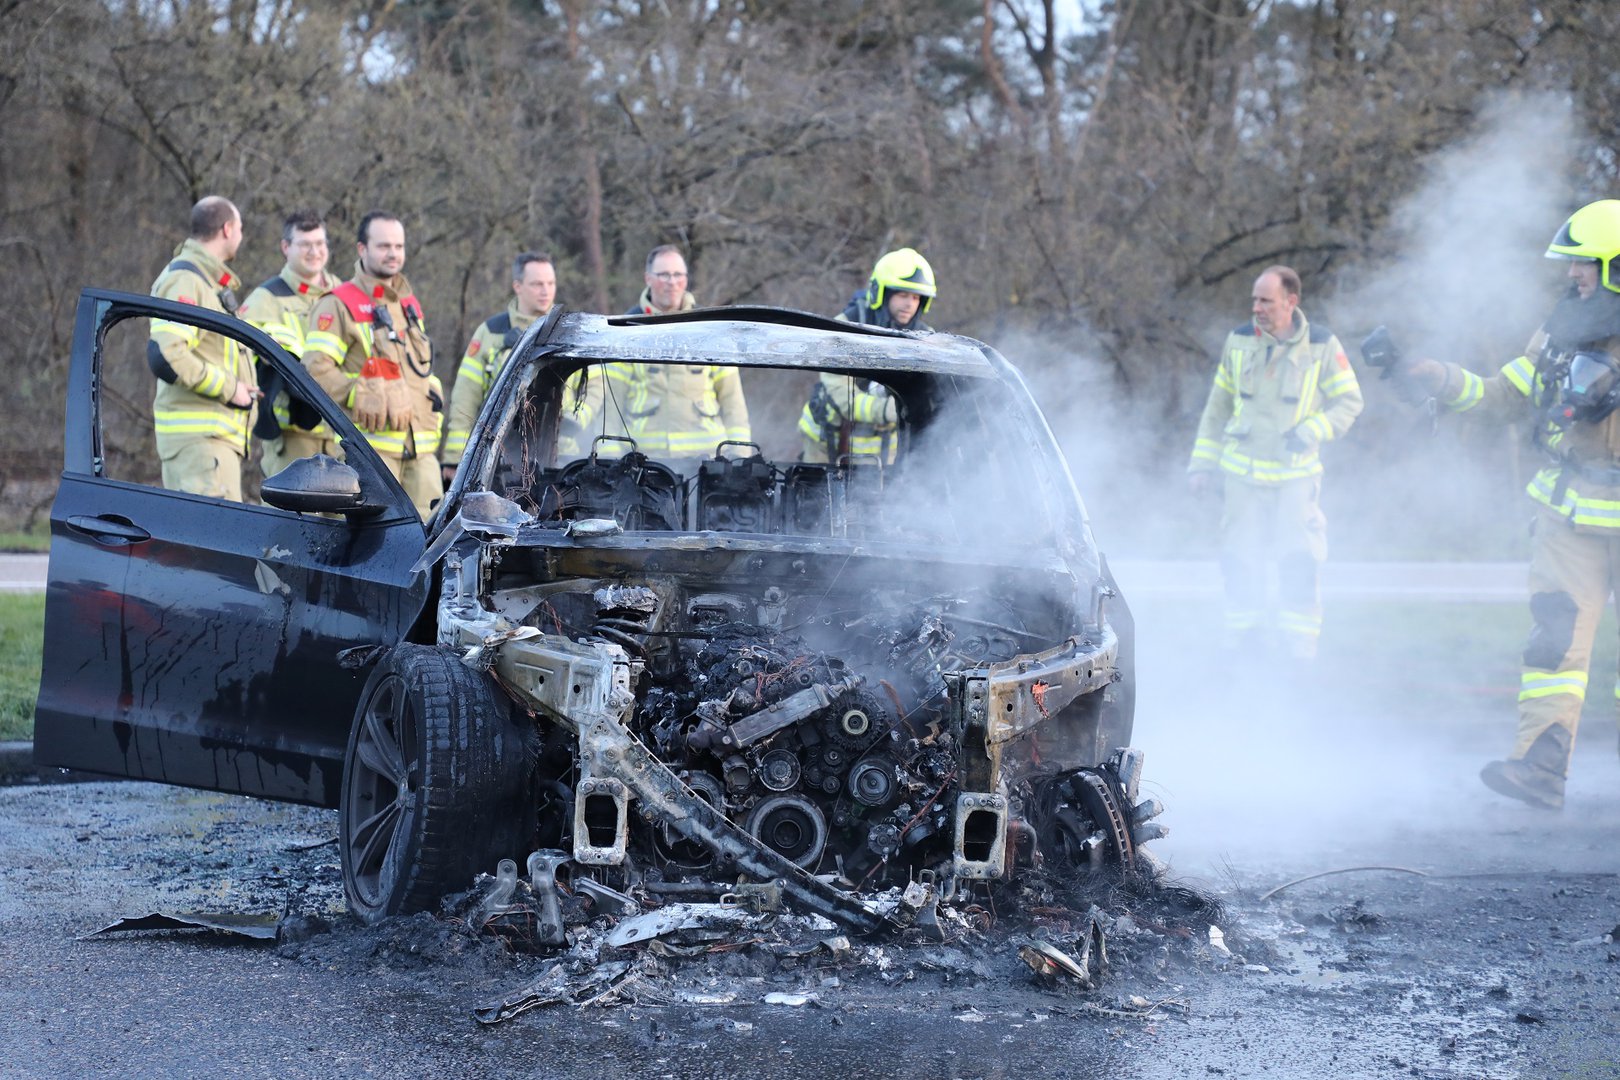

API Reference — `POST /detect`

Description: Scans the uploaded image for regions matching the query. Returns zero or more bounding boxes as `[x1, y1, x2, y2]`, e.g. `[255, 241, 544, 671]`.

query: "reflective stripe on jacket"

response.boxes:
[149, 238, 254, 454]
[303, 263, 439, 458]
[795, 294, 915, 462]
[1188, 310, 1363, 484]
[238, 266, 334, 436]
[600, 362, 749, 459]
[1437, 326, 1620, 531]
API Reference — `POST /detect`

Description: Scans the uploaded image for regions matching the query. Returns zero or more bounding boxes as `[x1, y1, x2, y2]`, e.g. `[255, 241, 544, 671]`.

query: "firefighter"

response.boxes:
[798, 247, 935, 463]
[628, 244, 697, 315]
[303, 211, 444, 519]
[1374, 199, 1620, 810]
[602, 245, 750, 467]
[1187, 264, 1364, 661]
[148, 195, 258, 501]
[443, 252, 600, 481]
[238, 209, 336, 480]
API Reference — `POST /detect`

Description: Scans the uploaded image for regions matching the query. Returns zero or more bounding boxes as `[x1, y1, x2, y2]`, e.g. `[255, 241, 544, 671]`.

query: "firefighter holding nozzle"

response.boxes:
[1369, 198, 1620, 811]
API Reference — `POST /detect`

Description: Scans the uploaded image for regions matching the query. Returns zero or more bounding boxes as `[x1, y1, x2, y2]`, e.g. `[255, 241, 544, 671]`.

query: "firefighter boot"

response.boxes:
[1479, 727, 1570, 811]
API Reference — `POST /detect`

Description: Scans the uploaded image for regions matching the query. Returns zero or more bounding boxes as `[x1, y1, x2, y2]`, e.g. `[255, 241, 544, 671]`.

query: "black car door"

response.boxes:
[33, 290, 431, 808]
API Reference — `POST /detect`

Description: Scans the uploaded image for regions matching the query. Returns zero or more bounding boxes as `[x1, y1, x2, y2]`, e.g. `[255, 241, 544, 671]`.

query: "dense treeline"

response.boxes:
[2, 0, 1617, 550]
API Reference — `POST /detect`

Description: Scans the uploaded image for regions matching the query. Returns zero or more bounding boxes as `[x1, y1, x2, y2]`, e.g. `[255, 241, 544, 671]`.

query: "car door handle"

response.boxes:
[66, 514, 152, 545]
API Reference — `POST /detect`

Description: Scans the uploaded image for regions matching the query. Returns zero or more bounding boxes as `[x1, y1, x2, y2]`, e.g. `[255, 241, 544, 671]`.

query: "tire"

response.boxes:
[339, 644, 538, 924]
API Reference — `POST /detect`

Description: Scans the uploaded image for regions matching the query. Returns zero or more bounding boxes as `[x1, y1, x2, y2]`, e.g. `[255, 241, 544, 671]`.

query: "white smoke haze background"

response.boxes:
[1322, 90, 1583, 566]
[1008, 91, 1597, 881]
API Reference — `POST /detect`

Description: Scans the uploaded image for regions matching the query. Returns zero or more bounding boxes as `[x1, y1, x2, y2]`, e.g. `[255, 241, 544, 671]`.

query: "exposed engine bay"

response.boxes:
[434, 475, 1161, 933]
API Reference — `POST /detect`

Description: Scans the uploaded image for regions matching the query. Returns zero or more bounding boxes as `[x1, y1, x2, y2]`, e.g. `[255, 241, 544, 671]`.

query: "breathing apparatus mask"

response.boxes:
[1546, 349, 1620, 429]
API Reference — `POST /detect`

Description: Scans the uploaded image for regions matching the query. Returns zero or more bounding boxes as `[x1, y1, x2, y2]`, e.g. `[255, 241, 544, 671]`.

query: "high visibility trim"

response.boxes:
[456, 356, 491, 389]
[1527, 469, 1620, 527]
[1298, 413, 1332, 444]
[443, 430, 469, 457]
[1320, 369, 1357, 395]
[1446, 369, 1486, 411]
[1277, 610, 1323, 637]
[151, 321, 201, 346]
[1226, 349, 1245, 420]
[154, 410, 250, 439]
[188, 365, 230, 399]
[304, 330, 347, 361]
[1224, 610, 1263, 630]
[1518, 670, 1588, 701]
[1501, 356, 1535, 396]
[1291, 358, 1322, 429]
[1217, 450, 1323, 483]
[360, 431, 409, 453]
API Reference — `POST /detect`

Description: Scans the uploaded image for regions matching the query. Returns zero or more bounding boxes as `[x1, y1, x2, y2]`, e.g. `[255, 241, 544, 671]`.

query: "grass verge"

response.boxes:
[0, 593, 45, 740]
[0, 529, 50, 553]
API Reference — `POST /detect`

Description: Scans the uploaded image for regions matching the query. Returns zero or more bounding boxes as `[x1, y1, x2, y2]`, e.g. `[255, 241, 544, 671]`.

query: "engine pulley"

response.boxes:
[745, 794, 828, 869]
[759, 749, 801, 792]
[848, 756, 898, 808]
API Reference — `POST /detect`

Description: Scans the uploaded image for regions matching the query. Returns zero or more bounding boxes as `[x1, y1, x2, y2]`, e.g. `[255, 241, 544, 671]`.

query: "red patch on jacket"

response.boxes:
[466, 337, 481, 355]
[1336, 350, 1349, 370]
[317, 313, 334, 331]
[361, 356, 403, 380]
[177, 296, 196, 305]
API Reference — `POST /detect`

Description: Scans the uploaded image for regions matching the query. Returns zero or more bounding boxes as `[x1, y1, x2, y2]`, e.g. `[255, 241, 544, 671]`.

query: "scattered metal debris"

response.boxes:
[474, 956, 655, 1025]
[1258, 865, 1430, 902]
[86, 912, 281, 941]
[1018, 908, 1109, 989]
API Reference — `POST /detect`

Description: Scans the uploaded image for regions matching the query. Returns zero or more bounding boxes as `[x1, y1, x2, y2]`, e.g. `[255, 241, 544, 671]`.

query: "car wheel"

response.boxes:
[340, 644, 538, 924]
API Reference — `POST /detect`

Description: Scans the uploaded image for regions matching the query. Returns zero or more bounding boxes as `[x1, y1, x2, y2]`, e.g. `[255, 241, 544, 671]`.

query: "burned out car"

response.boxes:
[36, 292, 1157, 934]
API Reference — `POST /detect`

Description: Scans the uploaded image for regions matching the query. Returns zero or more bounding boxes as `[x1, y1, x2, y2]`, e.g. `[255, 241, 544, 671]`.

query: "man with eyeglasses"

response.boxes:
[605, 245, 750, 467]
[629, 245, 697, 316]
[238, 209, 338, 479]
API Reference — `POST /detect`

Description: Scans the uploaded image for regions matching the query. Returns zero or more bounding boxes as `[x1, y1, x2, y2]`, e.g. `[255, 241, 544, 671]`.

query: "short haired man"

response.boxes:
[629, 245, 696, 315]
[303, 211, 444, 518]
[1187, 265, 1363, 661]
[799, 247, 936, 462]
[237, 209, 337, 479]
[444, 253, 600, 479]
[148, 195, 259, 500]
[603, 245, 750, 467]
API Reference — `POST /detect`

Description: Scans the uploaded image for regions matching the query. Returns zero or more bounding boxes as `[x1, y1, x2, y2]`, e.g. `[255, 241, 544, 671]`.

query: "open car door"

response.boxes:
[33, 290, 431, 808]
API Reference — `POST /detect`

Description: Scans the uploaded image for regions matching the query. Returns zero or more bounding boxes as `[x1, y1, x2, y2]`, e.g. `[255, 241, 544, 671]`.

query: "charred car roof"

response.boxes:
[532, 305, 1005, 376]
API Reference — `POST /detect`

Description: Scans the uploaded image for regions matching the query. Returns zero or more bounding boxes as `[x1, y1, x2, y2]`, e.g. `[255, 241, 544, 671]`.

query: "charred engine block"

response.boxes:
[631, 619, 965, 886]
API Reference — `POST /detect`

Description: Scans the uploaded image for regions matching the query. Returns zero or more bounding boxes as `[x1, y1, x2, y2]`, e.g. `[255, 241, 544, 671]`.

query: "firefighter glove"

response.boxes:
[355, 356, 403, 431]
[382, 376, 415, 431]
[1282, 427, 1311, 455]
[1360, 325, 1404, 380]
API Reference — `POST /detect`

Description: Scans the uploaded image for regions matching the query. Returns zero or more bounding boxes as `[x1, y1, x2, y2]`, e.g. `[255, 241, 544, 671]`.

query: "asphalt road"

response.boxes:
[0, 553, 47, 592]
[5, 581, 1616, 1078]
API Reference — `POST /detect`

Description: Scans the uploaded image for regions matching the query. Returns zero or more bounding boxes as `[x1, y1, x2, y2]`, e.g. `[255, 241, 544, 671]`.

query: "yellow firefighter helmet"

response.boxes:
[868, 248, 936, 314]
[1546, 199, 1620, 294]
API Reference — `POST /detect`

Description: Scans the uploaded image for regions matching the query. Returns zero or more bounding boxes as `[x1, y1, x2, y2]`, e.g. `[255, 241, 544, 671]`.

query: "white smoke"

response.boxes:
[997, 93, 1594, 880]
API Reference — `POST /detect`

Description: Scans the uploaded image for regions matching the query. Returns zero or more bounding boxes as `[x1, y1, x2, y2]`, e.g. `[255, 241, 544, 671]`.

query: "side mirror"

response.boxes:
[261, 454, 387, 516]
